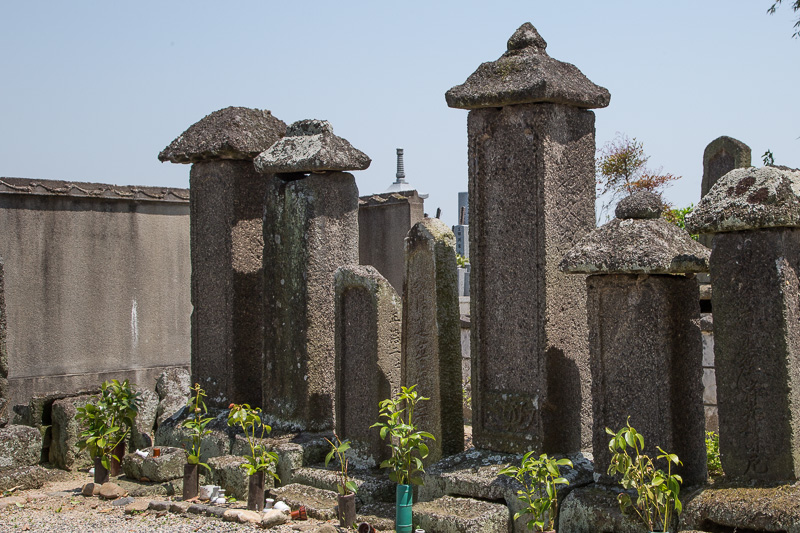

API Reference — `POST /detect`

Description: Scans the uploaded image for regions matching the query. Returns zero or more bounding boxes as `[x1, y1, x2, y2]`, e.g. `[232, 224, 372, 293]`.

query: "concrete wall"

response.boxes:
[358, 191, 424, 293]
[0, 178, 191, 408]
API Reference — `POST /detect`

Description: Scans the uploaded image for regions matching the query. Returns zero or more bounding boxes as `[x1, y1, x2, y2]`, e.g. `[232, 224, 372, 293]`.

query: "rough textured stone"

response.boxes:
[680, 483, 800, 531]
[148, 500, 170, 511]
[169, 501, 191, 514]
[413, 495, 510, 533]
[560, 192, 710, 275]
[271, 483, 339, 520]
[49, 394, 96, 470]
[0, 257, 7, 428]
[130, 388, 158, 450]
[98, 482, 126, 499]
[709, 228, 800, 482]
[334, 265, 402, 466]
[263, 172, 359, 432]
[402, 218, 463, 463]
[154, 409, 232, 463]
[291, 466, 395, 505]
[699, 136, 751, 247]
[0, 424, 42, 470]
[466, 102, 595, 454]
[0, 465, 47, 491]
[584, 274, 707, 486]
[81, 482, 101, 497]
[207, 454, 272, 501]
[254, 119, 370, 174]
[158, 106, 286, 164]
[686, 166, 800, 235]
[121, 446, 186, 482]
[111, 495, 135, 506]
[261, 508, 290, 528]
[155, 367, 190, 426]
[446, 23, 610, 110]
[559, 484, 649, 533]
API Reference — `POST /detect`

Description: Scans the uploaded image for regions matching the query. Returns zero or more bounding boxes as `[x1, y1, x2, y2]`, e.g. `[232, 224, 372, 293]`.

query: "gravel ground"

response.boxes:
[0, 472, 341, 533]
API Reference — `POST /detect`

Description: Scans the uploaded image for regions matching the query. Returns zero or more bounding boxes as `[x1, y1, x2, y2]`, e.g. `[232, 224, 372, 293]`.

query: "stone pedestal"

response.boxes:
[334, 265, 402, 464]
[687, 166, 800, 482]
[0, 256, 7, 427]
[446, 23, 609, 454]
[159, 107, 286, 408]
[402, 218, 463, 463]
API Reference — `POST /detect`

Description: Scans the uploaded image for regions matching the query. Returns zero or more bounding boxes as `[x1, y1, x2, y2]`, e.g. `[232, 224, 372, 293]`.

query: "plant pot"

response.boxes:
[152, 447, 161, 457]
[109, 441, 125, 476]
[93, 456, 109, 484]
[338, 492, 356, 528]
[183, 463, 199, 500]
[395, 484, 413, 533]
[247, 471, 266, 511]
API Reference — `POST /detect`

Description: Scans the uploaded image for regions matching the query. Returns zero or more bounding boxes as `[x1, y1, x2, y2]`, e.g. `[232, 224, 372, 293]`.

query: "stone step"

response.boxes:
[291, 466, 395, 504]
[413, 495, 510, 533]
[271, 483, 338, 521]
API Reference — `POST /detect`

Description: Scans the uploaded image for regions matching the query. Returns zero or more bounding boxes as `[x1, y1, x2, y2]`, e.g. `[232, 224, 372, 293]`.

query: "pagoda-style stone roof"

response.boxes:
[686, 166, 800, 234]
[254, 119, 371, 174]
[445, 23, 610, 110]
[158, 107, 286, 164]
[561, 192, 709, 275]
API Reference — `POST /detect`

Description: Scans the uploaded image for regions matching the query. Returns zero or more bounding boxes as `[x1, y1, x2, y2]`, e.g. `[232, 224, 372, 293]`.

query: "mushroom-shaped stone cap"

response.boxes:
[254, 119, 371, 174]
[686, 166, 800, 234]
[445, 23, 610, 110]
[561, 191, 709, 275]
[158, 107, 287, 164]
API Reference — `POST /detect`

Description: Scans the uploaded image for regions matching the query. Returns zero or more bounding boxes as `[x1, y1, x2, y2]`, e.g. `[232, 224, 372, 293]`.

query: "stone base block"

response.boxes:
[49, 394, 96, 470]
[208, 454, 276, 501]
[271, 483, 338, 520]
[0, 424, 42, 469]
[356, 502, 396, 531]
[154, 412, 231, 463]
[121, 446, 186, 482]
[560, 484, 664, 533]
[680, 483, 800, 532]
[0, 465, 48, 491]
[291, 466, 395, 505]
[414, 495, 510, 533]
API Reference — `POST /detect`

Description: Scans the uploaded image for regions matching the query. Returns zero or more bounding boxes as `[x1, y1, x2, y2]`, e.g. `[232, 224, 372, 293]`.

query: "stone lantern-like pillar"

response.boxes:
[255, 119, 370, 432]
[686, 165, 800, 482]
[561, 191, 710, 486]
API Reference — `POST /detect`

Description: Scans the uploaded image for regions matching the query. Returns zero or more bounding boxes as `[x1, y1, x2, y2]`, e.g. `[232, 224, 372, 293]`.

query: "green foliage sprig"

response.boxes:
[456, 254, 470, 268]
[76, 379, 142, 470]
[662, 204, 697, 241]
[499, 452, 573, 532]
[606, 419, 683, 532]
[371, 385, 435, 486]
[705, 431, 723, 477]
[182, 383, 212, 472]
[227, 403, 279, 480]
[324, 433, 358, 496]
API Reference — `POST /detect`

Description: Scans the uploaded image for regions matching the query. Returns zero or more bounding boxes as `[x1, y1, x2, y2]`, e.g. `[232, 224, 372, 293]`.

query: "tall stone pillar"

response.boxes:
[159, 107, 286, 407]
[445, 23, 609, 453]
[402, 218, 463, 463]
[256, 120, 370, 432]
[687, 166, 800, 482]
[561, 192, 710, 486]
[334, 265, 402, 465]
[699, 136, 751, 248]
[0, 256, 7, 427]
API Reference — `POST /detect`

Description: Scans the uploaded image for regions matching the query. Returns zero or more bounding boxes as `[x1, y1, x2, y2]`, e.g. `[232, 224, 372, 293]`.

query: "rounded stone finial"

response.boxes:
[507, 22, 547, 53]
[615, 191, 663, 220]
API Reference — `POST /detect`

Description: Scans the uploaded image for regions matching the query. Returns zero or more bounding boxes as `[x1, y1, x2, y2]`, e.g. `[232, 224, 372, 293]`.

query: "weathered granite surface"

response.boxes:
[271, 483, 338, 520]
[686, 166, 800, 234]
[130, 388, 158, 450]
[155, 367, 190, 427]
[446, 23, 610, 110]
[413, 495, 510, 533]
[0, 425, 42, 470]
[207, 454, 253, 500]
[49, 394, 96, 470]
[560, 484, 651, 533]
[158, 107, 287, 164]
[121, 446, 186, 482]
[254, 119, 370, 174]
[0, 257, 6, 428]
[680, 483, 800, 531]
[702, 136, 752, 199]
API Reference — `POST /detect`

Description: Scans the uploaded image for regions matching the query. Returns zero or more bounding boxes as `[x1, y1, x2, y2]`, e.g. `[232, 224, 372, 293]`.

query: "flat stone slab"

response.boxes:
[291, 466, 395, 504]
[559, 484, 644, 533]
[0, 424, 42, 470]
[414, 495, 510, 533]
[356, 501, 395, 531]
[121, 446, 186, 482]
[680, 482, 800, 531]
[271, 483, 338, 520]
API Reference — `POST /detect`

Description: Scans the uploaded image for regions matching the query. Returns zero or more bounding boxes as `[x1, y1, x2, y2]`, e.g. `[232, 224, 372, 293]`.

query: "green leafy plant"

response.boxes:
[499, 452, 573, 532]
[462, 377, 472, 411]
[324, 433, 358, 495]
[227, 403, 279, 480]
[371, 385, 435, 486]
[705, 431, 723, 477]
[182, 383, 213, 472]
[662, 204, 698, 241]
[76, 379, 142, 469]
[606, 419, 683, 532]
[456, 254, 470, 268]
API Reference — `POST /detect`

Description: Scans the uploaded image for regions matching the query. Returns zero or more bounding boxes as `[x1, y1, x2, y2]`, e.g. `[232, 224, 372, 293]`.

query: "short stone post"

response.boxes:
[159, 107, 286, 408]
[334, 265, 402, 465]
[256, 120, 370, 432]
[0, 255, 7, 427]
[687, 166, 800, 482]
[561, 192, 710, 486]
[402, 218, 463, 463]
[445, 23, 609, 453]
[699, 136, 751, 248]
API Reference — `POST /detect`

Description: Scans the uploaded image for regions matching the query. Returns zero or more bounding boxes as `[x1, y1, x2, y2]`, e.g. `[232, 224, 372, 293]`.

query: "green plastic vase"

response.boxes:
[395, 484, 413, 533]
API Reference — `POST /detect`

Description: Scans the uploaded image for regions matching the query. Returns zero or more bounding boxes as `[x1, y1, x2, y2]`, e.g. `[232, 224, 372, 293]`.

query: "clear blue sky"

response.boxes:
[2, 1, 798, 226]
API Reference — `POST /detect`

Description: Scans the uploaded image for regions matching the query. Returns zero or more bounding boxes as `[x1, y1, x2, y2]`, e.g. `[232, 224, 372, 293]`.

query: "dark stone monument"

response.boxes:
[256, 119, 370, 432]
[446, 22, 609, 454]
[561, 192, 710, 486]
[159, 107, 286, 408]
[403, 218, 463, 463]
[334, 265, 402, 465]
[687, 165, 800, 482]
[0, 256, 7, 427]
[699, 136, 751, 248]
